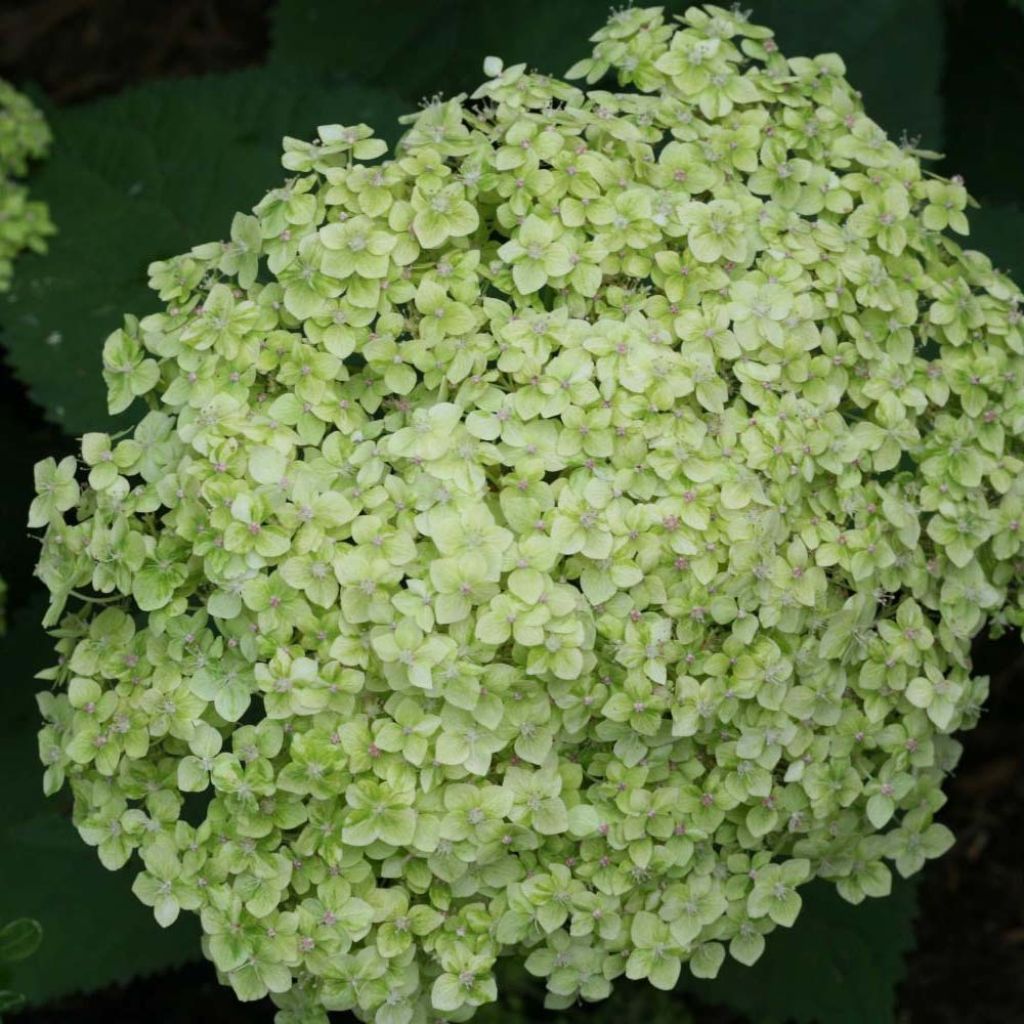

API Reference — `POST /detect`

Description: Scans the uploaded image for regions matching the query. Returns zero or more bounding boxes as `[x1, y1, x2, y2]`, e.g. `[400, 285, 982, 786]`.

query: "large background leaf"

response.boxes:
[269, 0, 944, 145]
[268, 0, 603, 105]
[681, 879, 918, 1024]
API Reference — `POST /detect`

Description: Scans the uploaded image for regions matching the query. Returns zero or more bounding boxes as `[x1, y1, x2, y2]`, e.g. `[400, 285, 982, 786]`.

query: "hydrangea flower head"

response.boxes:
[31, 6, 1024, 1021]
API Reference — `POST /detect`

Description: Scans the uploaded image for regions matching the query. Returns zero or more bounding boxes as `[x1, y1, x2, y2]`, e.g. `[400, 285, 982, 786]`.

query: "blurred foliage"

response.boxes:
[0, 0, 1021, 1019]
[0, 917, 42, 1019]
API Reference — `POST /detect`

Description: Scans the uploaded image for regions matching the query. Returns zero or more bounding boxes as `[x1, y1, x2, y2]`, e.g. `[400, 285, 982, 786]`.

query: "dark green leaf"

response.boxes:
[0, 989, 26, 1014]
[680, 878, 918, 1024]
[0, 920, 41, 964]
[269, 0, 611, 105]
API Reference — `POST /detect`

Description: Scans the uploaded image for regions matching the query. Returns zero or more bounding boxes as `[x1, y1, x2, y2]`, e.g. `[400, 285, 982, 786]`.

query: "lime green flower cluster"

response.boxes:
[0, 80, 53, 291]
[29, 4, 1024, 1021]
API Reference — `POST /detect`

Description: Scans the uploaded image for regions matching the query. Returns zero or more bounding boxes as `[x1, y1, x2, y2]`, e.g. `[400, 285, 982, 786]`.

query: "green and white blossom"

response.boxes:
[29, 5, 1024, 1022]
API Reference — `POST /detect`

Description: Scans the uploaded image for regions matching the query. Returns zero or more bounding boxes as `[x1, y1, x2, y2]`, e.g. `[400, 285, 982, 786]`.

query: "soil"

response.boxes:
[1, 1, 1022, 1022]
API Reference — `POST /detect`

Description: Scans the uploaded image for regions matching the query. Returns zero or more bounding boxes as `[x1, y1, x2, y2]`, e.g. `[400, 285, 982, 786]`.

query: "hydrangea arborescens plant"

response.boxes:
[30, 4, 1024, 1021]
[0, 79, 53, 291]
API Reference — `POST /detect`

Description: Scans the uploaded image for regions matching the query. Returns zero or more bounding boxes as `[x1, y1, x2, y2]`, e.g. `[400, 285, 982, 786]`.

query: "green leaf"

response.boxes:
[0, 990, 26, 1014]
[1, 69, 405, 433]
[680, 879, 918, 1024]
[269, 0, 602, 105]
[0, 920, 41, 964]
[0, 601, 201, 1003]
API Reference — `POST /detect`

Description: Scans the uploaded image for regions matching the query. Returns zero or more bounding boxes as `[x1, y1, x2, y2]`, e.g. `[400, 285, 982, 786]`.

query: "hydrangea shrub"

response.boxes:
[30, 4, 1024, 1021]
[0, 80, 53, 292]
